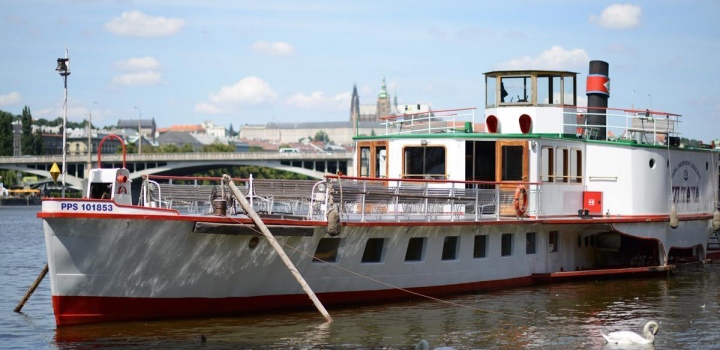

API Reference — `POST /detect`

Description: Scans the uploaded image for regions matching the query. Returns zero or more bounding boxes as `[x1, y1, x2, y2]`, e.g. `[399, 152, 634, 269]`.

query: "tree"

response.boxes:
[21, 106, 34, 155]
[0, 110, 14, 156]
[228, 123, 236, 137]
[313, 130, 330, 143]
[33, 128, 44, 155]
[202, 142, 235, 152]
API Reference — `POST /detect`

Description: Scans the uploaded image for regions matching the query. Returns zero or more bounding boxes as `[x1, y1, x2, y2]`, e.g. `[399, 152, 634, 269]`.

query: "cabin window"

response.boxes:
[501, 233, 513, 256]
[501, 145, 524, 181]
[500, 76, 533, 104]
[359, 146, 370, 177]
[556, 148, 569, 183]
[563, 75, 576, 105]
[486, 76, 498, 107]
[549, 231, 559, 253]
[89, 182, 112, 199]
[313, 238, 341, 263]
[405, 237, 425, 262]
[526, 232, 536, 254]
[571, 148, 582, 183]
[540, 146, 554, 182]
[403, 146, 446, 179]
[375, 146, 387, 178]
[441, 236, 459, 261]
[361, 238, 385, 263]
[473, 235, 488, 258]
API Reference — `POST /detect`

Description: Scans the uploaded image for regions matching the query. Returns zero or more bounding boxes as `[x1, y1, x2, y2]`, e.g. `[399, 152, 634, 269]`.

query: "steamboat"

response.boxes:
[38, 60, 720, 326]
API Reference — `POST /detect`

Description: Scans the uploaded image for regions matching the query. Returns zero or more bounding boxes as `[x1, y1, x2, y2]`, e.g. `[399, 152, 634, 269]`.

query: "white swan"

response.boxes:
[601, 321, 659, 344]
[415, 339, 456, 350]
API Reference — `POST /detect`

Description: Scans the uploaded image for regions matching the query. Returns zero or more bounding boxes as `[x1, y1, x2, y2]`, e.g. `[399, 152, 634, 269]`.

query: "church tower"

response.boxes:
[350, 83, 360, 123]
[376, 77, 391, 119]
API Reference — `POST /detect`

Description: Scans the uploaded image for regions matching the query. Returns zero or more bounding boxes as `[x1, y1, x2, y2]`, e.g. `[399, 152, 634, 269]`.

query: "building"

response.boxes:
[239, 121, 385, 146]
[350, 78, 432, 125]
[117, 118, 157, 140]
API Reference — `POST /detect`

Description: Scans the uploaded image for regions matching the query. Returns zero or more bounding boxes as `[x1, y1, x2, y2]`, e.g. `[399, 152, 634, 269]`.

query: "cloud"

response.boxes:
[196, 77, 278, 114]
[589, 4, 642, 29]
[209, 77, 277, 105]
[251, 41, 295, 56]
[114, 56, 161, 70]
[105, 10, 185, 38]
[111, 71, 162, 86]
[0, 92, 21, 106]
[194, 102, 224, 114]
[286, 91, 350, 110]
[495, 46, 589, 71]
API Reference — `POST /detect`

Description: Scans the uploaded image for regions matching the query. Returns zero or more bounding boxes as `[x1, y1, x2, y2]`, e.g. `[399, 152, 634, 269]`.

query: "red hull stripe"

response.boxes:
[53, 277, 534, 326]
[586, 74, 610, 95]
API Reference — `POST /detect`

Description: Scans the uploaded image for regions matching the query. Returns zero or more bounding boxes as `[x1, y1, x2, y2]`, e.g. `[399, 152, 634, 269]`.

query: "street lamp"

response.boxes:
[88, 101, 96, 170]
[134, 106, 142, 155]
[56, 49, 70, 197]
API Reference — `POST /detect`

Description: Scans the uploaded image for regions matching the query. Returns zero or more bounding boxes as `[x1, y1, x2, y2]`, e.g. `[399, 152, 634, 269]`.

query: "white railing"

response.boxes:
[380, 108, 477, 136]
[140, 174, 542, 223]
[566, 107, 681, 145]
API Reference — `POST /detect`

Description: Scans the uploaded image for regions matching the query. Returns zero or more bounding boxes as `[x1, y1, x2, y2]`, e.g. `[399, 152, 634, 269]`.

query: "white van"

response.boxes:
[278, 148, 300, 153]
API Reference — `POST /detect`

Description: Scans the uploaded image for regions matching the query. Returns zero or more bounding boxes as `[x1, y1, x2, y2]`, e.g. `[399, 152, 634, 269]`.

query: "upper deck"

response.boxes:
[367, 68, 681, 147]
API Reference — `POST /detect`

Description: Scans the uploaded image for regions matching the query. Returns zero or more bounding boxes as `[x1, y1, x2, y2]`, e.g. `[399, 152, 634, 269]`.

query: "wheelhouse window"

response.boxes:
[563, 75, 576, 106]
[537, 75, 563, 105]
[405, 237, 425, 262]
[501, 76, 533, 104]
[403, 145, 446, 179]
[486, 76, 497, 107]
[540, 146, 554, 182]
[501, 233, 513, 256]
[441, 236, 459, 261]
[474, 235, 488, 258]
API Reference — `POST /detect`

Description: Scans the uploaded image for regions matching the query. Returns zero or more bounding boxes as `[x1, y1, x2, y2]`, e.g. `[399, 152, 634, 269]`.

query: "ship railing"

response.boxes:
[139, 174, 541, 222]
[328, 175, 540, 222]
[141, 174, 330, 218]
[379, 107, 477, 136]
[566, 107, 681, 145]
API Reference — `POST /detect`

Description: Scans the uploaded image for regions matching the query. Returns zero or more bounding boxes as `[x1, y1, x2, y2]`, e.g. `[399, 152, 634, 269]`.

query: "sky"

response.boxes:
[1, 0, 719, 141]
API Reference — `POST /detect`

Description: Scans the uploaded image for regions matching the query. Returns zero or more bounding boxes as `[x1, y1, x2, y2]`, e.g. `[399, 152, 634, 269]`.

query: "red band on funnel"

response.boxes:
[586, 74, 610, 96]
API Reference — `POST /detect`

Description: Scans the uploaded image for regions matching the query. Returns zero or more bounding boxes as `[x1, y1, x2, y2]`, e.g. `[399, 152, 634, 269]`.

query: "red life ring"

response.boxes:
[116, 186, 127, 195]
[513, 185, 528, 217]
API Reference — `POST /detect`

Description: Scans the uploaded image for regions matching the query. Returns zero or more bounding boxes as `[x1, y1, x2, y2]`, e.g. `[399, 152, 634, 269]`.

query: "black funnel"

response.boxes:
[586, 60, 610, 140]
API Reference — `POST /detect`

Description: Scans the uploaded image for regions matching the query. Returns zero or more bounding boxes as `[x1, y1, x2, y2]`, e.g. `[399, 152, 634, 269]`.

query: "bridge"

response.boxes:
[0, 151, 354, 190]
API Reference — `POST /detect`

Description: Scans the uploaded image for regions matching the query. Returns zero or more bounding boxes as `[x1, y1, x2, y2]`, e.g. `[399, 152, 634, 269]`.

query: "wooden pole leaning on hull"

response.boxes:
[14, 263, 49, 313]
[222, 175, 333, 323]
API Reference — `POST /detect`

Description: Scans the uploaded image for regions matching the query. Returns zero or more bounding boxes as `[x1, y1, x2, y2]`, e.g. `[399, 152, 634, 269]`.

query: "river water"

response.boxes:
[1, 205, 719, 349]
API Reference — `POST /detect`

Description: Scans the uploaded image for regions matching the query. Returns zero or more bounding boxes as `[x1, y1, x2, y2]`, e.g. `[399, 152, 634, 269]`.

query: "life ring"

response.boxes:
[513, 185, 528, 217]
[116, 186, 127, 195]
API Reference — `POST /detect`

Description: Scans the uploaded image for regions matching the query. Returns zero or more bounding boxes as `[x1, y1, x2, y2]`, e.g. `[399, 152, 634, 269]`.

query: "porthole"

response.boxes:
[649, 158, 656, 169]
[248, 236, 259, 249]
